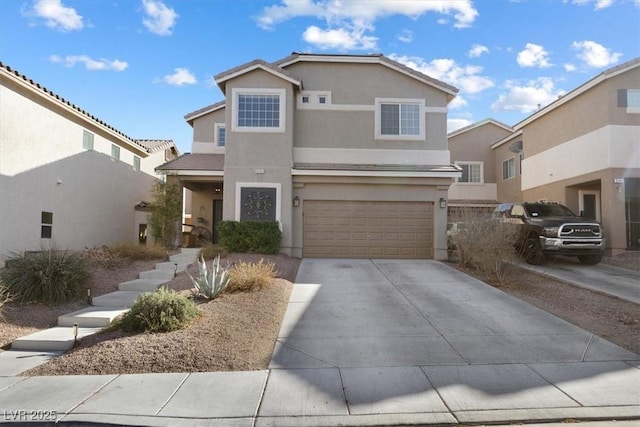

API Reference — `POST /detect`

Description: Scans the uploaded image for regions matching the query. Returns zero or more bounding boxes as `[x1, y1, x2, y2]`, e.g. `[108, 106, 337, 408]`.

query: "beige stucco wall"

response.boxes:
[0, 75, 162, 264]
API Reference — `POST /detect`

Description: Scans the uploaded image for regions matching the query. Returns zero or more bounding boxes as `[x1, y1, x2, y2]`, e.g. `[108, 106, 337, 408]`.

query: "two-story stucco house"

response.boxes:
[447, 119, 513, 221]
[489, 57, 640, 254]
[0, 62, 178, 265]
[157, 53, 461, 260]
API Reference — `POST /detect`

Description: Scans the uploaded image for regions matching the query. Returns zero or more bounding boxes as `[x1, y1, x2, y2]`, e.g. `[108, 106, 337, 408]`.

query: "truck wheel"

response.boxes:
[522, 238, 544, 265]
[578, 254, 603, 265]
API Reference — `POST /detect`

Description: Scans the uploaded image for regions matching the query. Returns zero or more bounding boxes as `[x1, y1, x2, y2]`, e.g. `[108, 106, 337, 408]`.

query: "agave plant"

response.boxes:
[188, 255, 231, 300]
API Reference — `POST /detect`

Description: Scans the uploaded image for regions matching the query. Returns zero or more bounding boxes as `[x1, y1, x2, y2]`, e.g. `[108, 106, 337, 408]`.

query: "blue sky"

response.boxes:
[1, 0, 639, 154]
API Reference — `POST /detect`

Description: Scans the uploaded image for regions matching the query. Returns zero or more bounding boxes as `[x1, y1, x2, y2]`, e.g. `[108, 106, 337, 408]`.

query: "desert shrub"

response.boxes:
[198, 243, 228, 260]
[0, 245, 90, 305]
[119, 288, 200, 333]
[218, 221, 281, 254]
[189, 255, 231, 300]
[451, 208, 519, 285]
[0, 284, 11, 320]
[227, 259, 278, 293]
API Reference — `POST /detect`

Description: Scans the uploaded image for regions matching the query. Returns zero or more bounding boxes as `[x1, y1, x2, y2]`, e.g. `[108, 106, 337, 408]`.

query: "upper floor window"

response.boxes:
[375, 98, 425, 140]
[41, 211, 53, 239]
[111, 144, 120, 162]
[618, 89, 640, 113]
[298, 91, 331, 109]
[83, 130, 94, 150]
[232, 88, 285, 132]
[133, 156, 141, 171]
[502, 157, 515, 180]
[215, 124, 226, 147]
[456, 162, 483, 183]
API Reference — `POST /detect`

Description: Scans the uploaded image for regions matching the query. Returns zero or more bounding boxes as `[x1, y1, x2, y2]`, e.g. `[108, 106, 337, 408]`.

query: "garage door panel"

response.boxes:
[303, 200, 433, 259]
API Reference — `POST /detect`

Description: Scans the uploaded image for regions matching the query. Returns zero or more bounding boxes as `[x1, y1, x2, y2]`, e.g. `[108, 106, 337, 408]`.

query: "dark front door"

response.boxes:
[582, 194, 597, 220]
[625, 178, 640, 249]
[212, 199, 223, 244]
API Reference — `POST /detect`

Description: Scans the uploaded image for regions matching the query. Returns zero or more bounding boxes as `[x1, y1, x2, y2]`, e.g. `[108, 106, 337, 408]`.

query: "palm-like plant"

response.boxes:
[188, 255, 231, 300]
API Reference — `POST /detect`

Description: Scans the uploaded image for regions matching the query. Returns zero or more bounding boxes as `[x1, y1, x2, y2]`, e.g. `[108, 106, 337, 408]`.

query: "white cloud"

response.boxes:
[517, 43, 552, 68]
[571, 40, 622, 68]
[448, 94, 468, 109]
[397, 29, 413, 43]
[31, 0, 84, 31]
[389, 54, 494, 94]
[564, 63, 577, 72]
[142, 0, 178, 36]
[491, 77, 565, 114]
[468, 44, 489, 58]
[160, 68, 197, 86]
[570, 0, 614, 10]
[448, 118, 473, 133]
[257, 0, 478, 51]
[49, 55, 128, 71]
[303, 24, 377, 50]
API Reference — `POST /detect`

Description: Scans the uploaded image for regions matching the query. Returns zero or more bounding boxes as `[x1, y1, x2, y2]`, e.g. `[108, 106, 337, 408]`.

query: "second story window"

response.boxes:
[375, 98, 425, 140]
[502, 157, 515, 180]
[111, 144, 120, 162]
[456, 162, 483, 183]
[133, 156, 141, 171]
[232, 88, 285, 132]
[215, 124, 226, 147]
[83, 130, 94, 150]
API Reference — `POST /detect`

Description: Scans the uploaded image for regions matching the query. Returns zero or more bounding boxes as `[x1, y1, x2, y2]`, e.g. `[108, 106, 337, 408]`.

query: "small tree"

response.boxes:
[148, 180, 182, 248]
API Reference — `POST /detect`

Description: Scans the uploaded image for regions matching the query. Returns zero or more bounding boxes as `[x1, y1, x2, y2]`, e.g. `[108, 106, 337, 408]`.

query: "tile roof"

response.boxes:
[156, 153, 225, 171]
[214, 59, 301, 92]
[135, 139, 176, 153]
[294, 163, 460, 173]
[447, 118, 513, 138]
[1, 61, 174, 155]
[184, 100, 225, 122]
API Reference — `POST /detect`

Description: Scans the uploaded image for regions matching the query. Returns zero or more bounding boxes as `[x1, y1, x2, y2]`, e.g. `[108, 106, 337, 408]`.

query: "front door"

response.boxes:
[579, 190, 600, 221]
[212, 199, 223, 243]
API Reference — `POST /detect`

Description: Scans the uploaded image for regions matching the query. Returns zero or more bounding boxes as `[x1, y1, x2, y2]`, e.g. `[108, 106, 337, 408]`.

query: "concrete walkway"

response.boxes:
[516, 255, 640, 304]
[0, 259, 638, 426]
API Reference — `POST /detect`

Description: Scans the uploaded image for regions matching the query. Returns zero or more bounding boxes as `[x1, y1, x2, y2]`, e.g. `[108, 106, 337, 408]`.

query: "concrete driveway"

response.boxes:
[264, 258, 640, 424]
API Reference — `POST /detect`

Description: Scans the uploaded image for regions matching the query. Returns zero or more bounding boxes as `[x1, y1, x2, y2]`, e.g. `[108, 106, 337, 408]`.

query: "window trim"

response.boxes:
[133, 155, 141, 171]
[232, 88, 286, 133]
[502, 157, 516, 181]
[214, 123, 226, 147]
[111, 144, 120, 162]
[374, 98, 425, 141]
[41, 211, 53, 239]
[627, 89, 640, 113]
[455, 161, 484, 184]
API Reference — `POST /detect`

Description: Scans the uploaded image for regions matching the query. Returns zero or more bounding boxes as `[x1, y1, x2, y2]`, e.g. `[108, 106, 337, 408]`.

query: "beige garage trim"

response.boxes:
[303, 200, 433, 259]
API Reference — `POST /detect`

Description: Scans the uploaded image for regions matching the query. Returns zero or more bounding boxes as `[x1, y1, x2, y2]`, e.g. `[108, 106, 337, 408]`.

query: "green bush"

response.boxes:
[0, 246, 90, 305]
[189, 255, 231, 300]
[198, 243, 228, 260]
[119, 288, 200, 333]
[218, 221, 281, 254]
[228, 259, 278, 293]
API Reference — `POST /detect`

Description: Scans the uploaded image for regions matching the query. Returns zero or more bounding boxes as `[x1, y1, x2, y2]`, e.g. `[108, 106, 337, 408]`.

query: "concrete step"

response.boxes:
[58, 306, 129, 328]
[171, 253, 198, 263]
[155, 261, 190, 272]
[119, 278, 167, 292]
[91, 291, 144, 308]
[11, 327, 102, 351]
[178, 247, 201, 256]
[139, 269, 176, 280]
[0, 350, 64, 376]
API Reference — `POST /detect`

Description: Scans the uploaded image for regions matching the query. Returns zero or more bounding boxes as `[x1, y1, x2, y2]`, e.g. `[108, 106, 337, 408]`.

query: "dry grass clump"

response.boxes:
[83, 243, 166, 268]
[198, 243, 228, 260]
[0, 284, 11, 320]
[227, 259, 278, 293]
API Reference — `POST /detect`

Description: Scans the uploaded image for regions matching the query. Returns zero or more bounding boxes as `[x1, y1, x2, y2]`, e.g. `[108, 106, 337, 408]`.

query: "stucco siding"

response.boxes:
[192, 108, 225, 146]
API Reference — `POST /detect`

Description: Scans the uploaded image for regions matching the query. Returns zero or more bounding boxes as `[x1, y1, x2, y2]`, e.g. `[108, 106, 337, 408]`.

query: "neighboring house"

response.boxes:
[491, 57, 640, 254]
[157, 53, 461, 260]
[0, 62, 178, 265]
[447, 119, 513, 221]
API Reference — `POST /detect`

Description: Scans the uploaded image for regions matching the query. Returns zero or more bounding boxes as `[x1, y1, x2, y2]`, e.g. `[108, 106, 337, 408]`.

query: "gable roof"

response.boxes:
[214, 59, 302, 93]
[0, 61, 175, 154]
[275, 52, 459, 101]
[514, 56, 640, 130]
[184, 100, 225, 124]
[448, 118, 512, 139]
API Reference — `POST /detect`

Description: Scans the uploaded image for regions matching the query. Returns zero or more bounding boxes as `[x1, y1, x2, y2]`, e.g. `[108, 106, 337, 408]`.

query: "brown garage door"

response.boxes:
[303, 200, 433, 259]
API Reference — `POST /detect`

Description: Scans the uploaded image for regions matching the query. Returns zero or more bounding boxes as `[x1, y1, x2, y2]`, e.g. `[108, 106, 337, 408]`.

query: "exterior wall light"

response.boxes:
[293, 196, 300, 207]
[439, 197, 447, 209]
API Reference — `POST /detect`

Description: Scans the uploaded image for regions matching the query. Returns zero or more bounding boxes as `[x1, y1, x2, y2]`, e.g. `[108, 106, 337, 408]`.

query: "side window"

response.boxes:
[502, 157, 515, 180]
[510, 205, 525, 217]
[111, 144, 120, 161]
[215, 124, 226, 147]
[133, 156, 141, 171]
[83, 130, 94, 150]
[41, 211, 53, 239]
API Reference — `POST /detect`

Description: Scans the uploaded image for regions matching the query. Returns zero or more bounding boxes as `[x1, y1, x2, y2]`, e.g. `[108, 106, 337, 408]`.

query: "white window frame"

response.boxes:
[375, 98, 425, 141]
[502, 157, 516, 181]
[297, 91, 332, 109]
[232, 88, 286, 133]
[235, 182, 282, 229]
[111, 144, 120, 162]
[214, 123, 226, 147]
[82, 130, 94, 150]
[133, 155, 141, 171]
[627, 89, 640, 113]
[455, 161, 484, 184]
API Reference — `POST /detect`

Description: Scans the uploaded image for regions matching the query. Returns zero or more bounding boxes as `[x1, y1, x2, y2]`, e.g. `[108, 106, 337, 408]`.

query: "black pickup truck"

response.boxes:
[492, 202, 605, 265]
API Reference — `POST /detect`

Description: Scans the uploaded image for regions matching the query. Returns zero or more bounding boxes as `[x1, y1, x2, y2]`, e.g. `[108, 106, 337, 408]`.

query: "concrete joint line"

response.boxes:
[336, 367, 351, 416]
[155, 372, 191, 416]
[277, 339, 336, 367]
[581, 334, 595, 362]
[420, 366, 460, 424]
[62, 374, 120, 421]
[252, 370, 271, 427]
[526, 363, 585, 408]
